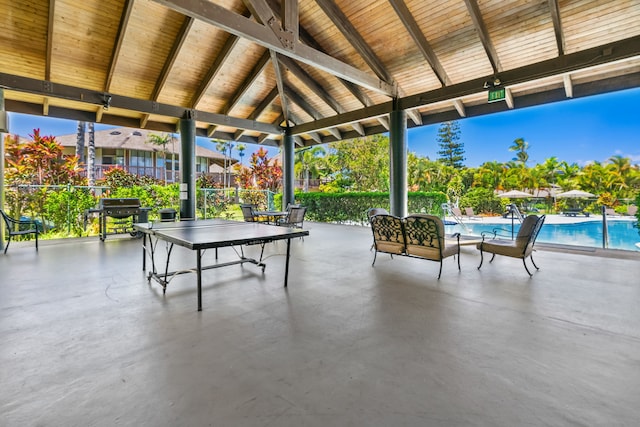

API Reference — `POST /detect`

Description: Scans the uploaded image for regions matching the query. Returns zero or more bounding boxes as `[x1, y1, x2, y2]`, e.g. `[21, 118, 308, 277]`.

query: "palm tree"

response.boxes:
[295, 146, 325, 192]
[87, 122, 95, 187]
[75, 121, 86, 164]
[147, 133, 172, 184]
[509, 137, 529, 166]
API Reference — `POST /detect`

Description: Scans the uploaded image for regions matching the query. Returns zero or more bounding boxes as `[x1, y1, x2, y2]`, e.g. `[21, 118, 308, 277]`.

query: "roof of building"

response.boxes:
[54, 127, 232, 166]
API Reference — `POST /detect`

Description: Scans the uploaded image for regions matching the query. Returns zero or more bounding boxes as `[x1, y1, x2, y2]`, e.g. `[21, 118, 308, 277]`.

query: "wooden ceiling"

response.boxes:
[1, 0, 639, 147]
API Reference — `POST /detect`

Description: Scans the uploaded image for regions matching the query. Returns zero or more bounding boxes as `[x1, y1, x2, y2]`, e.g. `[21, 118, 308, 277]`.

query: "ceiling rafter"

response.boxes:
[462, 0, 502, 74]
[234, 86, 279, 139]
[105, 0, 136, 92]
[271, 50, 290, 126]
[284, 84, 322, 120]
[388, 0, 450, 87]
[141, 16, 195, 128]
[281, 0, 298, 46]
[548, 0, 565, 56]
[244, 0, 294, 49]
[265, 0, 390, 131]
[314, 0, 392, 83]
[277, 54, 344, 114]
[153, 0, 395, 96]
[453, 99, 466, 117]
[45, 0, 56, 81]
[190, 26, 246, 108]
[563, 74, 573, 98]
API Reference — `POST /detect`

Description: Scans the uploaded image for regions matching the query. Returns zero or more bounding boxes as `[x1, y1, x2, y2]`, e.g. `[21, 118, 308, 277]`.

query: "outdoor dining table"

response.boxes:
[254, 210, 288, 225]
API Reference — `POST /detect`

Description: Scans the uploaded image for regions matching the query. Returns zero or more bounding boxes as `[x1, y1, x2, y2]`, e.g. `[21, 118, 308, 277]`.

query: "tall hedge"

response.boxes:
[289, 191, 447, 224]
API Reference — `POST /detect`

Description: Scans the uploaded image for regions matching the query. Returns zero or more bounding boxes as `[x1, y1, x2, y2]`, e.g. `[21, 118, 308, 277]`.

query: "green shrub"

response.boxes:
[292, 191, 447, 224]
[459, 187, 503, 215]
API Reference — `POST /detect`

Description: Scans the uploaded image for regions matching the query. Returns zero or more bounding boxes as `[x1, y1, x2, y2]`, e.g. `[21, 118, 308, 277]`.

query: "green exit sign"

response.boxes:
[488, 87, 505, 103]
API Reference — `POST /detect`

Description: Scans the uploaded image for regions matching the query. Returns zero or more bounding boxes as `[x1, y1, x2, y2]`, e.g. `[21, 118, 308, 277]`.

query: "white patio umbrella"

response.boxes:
[498, 190, 534, 198]
[556, 189, 597, 198]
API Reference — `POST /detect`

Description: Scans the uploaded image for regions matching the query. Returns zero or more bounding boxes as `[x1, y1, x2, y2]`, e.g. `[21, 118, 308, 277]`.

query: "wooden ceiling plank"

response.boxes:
[314, 0, 392, 83]
[153, 16, 194, 100]
[548, 0, 565, 56]
[224, 51, 271, 115]
[388, 0, 450, 86]
[190, 33, 242, 108]
[105, 0, 135, 92]
[152, 0, 395, 96]
[462, 0, 502, 73]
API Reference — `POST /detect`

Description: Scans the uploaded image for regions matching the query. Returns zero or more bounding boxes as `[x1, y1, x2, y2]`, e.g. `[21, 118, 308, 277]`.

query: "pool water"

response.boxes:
[447, 220, 640, 251]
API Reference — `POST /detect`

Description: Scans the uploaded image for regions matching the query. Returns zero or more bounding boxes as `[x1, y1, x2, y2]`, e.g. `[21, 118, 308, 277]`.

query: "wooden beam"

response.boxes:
[0, 72, 283, 135]
[284, 84, 322, 120]
[244, 0, 295, 49]
[563, 74, 573, 98]
[45, 0, 56, 81]
[351, 122, 365, 136]
[290, 36, 640, 135]
[453, 99, 466, 117]
[105, 0, 135, 92]
[315, 0, 392, 83]
[152, 0, 395, 96]
[388, 0, 450, 86]
[141, 16, 194, 128]
[548, 0, 565, 56]
[233, 86, 279, 139]
[462, 0, 502, 73]
[277, 54, 344, 114]
[282, 0, 299, 46]
[225, 51, 271, 115]
[505, 88, 514, 109]
[271, 50, 290, 125]
[190, 33, 242, 108]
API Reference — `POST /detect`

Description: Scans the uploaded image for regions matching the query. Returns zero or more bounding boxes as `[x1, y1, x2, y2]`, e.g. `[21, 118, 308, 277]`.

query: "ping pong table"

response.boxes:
[134, 219, 309, 311]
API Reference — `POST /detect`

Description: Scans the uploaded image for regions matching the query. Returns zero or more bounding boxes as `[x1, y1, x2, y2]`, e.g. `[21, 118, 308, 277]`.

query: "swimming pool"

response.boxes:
[447, 220, 640, 251]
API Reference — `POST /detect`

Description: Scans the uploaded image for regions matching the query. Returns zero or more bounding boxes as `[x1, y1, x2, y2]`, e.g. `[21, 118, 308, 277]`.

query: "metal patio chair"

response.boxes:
[1, 209, 39, 254]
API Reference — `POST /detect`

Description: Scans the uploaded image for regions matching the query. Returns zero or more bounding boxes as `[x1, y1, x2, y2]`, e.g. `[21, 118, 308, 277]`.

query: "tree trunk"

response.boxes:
[75, 121, 86, 164]
[87, 122, 95, 187]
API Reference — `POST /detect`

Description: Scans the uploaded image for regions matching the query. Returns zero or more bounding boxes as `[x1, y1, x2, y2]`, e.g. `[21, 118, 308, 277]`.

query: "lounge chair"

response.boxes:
[477, 214, 545, 276]
[1, 209, 39, 254]
[451, 207, 463, 218]
[464, 207, 479, 219]
[370, 213, 460, 279]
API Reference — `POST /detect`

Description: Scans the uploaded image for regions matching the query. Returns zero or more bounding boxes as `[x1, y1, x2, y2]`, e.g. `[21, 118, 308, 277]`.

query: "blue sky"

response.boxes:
[5, 86, 640, 168]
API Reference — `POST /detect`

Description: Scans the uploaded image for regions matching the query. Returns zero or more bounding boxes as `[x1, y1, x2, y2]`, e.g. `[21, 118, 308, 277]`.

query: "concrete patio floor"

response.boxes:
[2, 221, 640, 426]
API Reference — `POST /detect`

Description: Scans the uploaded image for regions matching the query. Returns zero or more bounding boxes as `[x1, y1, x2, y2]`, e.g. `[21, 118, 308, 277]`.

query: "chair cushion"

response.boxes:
[477, 239, 524, 258]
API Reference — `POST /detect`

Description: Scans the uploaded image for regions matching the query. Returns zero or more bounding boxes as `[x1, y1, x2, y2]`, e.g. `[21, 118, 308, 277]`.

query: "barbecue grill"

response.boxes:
[88, 198, 149, 241]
